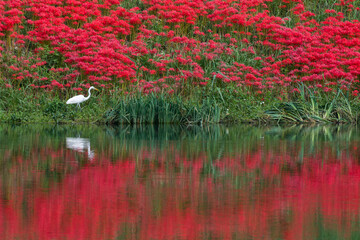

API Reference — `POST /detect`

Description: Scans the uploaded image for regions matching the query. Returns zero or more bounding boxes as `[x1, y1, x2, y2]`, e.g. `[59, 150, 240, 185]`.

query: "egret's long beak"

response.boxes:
[94, 88, 99, 91]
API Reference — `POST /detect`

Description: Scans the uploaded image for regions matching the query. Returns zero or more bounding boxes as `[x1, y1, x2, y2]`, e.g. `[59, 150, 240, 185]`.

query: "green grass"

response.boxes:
[264, 85, 360, 124]
[0, 87, 226, 124]
[0, 86, 109, 124]
[104, 93, 222, 125]
[0, 84, 359, 124]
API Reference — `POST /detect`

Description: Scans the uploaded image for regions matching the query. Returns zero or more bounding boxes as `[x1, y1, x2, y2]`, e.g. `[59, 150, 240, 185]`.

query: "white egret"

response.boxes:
[66, 86, 99, 108]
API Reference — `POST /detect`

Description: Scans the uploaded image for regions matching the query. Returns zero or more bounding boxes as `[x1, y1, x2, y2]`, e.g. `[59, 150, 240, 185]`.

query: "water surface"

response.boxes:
[0, 124, 360, 240]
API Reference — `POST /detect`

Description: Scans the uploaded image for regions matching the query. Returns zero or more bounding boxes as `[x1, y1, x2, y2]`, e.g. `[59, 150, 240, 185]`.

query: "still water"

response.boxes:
[0, 124, 360, 240]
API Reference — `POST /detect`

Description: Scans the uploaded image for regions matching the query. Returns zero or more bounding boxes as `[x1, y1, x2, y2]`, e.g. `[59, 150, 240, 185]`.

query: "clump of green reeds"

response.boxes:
[265, 85, 359, 124]
[0, 86, 37, 123]
[104, 93, 222, 125]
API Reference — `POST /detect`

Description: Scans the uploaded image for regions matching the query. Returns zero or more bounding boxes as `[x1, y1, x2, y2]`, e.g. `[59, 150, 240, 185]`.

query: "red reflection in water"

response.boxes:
[34, 161, 138, 240]
[0, 142, 360, 240]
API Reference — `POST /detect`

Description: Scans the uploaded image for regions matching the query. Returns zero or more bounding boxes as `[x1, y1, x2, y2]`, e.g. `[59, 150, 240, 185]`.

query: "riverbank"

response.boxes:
[1, 0, 359, 124]
[0, 85, 359, 124]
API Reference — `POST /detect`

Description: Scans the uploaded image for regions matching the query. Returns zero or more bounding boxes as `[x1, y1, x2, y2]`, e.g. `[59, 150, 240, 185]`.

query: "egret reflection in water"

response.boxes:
[66, 137, 95, 160]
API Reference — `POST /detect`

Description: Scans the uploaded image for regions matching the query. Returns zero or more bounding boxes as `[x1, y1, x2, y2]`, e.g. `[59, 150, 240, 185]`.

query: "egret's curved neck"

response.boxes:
[85, 88, 92, 100]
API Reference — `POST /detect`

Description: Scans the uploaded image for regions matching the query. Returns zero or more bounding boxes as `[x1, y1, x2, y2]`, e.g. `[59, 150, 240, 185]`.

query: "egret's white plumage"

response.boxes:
[66, 86, 99, 108]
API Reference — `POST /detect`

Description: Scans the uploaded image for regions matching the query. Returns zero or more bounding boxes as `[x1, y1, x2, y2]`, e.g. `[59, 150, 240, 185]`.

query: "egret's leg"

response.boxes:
[77, 103, 81, 109]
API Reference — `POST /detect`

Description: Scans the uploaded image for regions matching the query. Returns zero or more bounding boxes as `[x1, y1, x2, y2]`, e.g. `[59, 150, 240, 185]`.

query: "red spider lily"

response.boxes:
[0, 0, 359, 95]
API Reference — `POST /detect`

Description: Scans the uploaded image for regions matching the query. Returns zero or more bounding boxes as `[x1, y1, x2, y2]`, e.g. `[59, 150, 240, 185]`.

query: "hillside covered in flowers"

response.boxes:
[0, 0, 360, 123]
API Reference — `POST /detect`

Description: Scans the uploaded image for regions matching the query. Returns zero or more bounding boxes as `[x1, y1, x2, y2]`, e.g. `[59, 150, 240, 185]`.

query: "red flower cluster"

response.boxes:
[0, 0, 359, 95]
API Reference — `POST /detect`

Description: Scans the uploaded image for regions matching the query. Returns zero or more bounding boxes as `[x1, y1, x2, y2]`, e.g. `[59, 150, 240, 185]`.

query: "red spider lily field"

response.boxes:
[1, 0, 360, 123]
